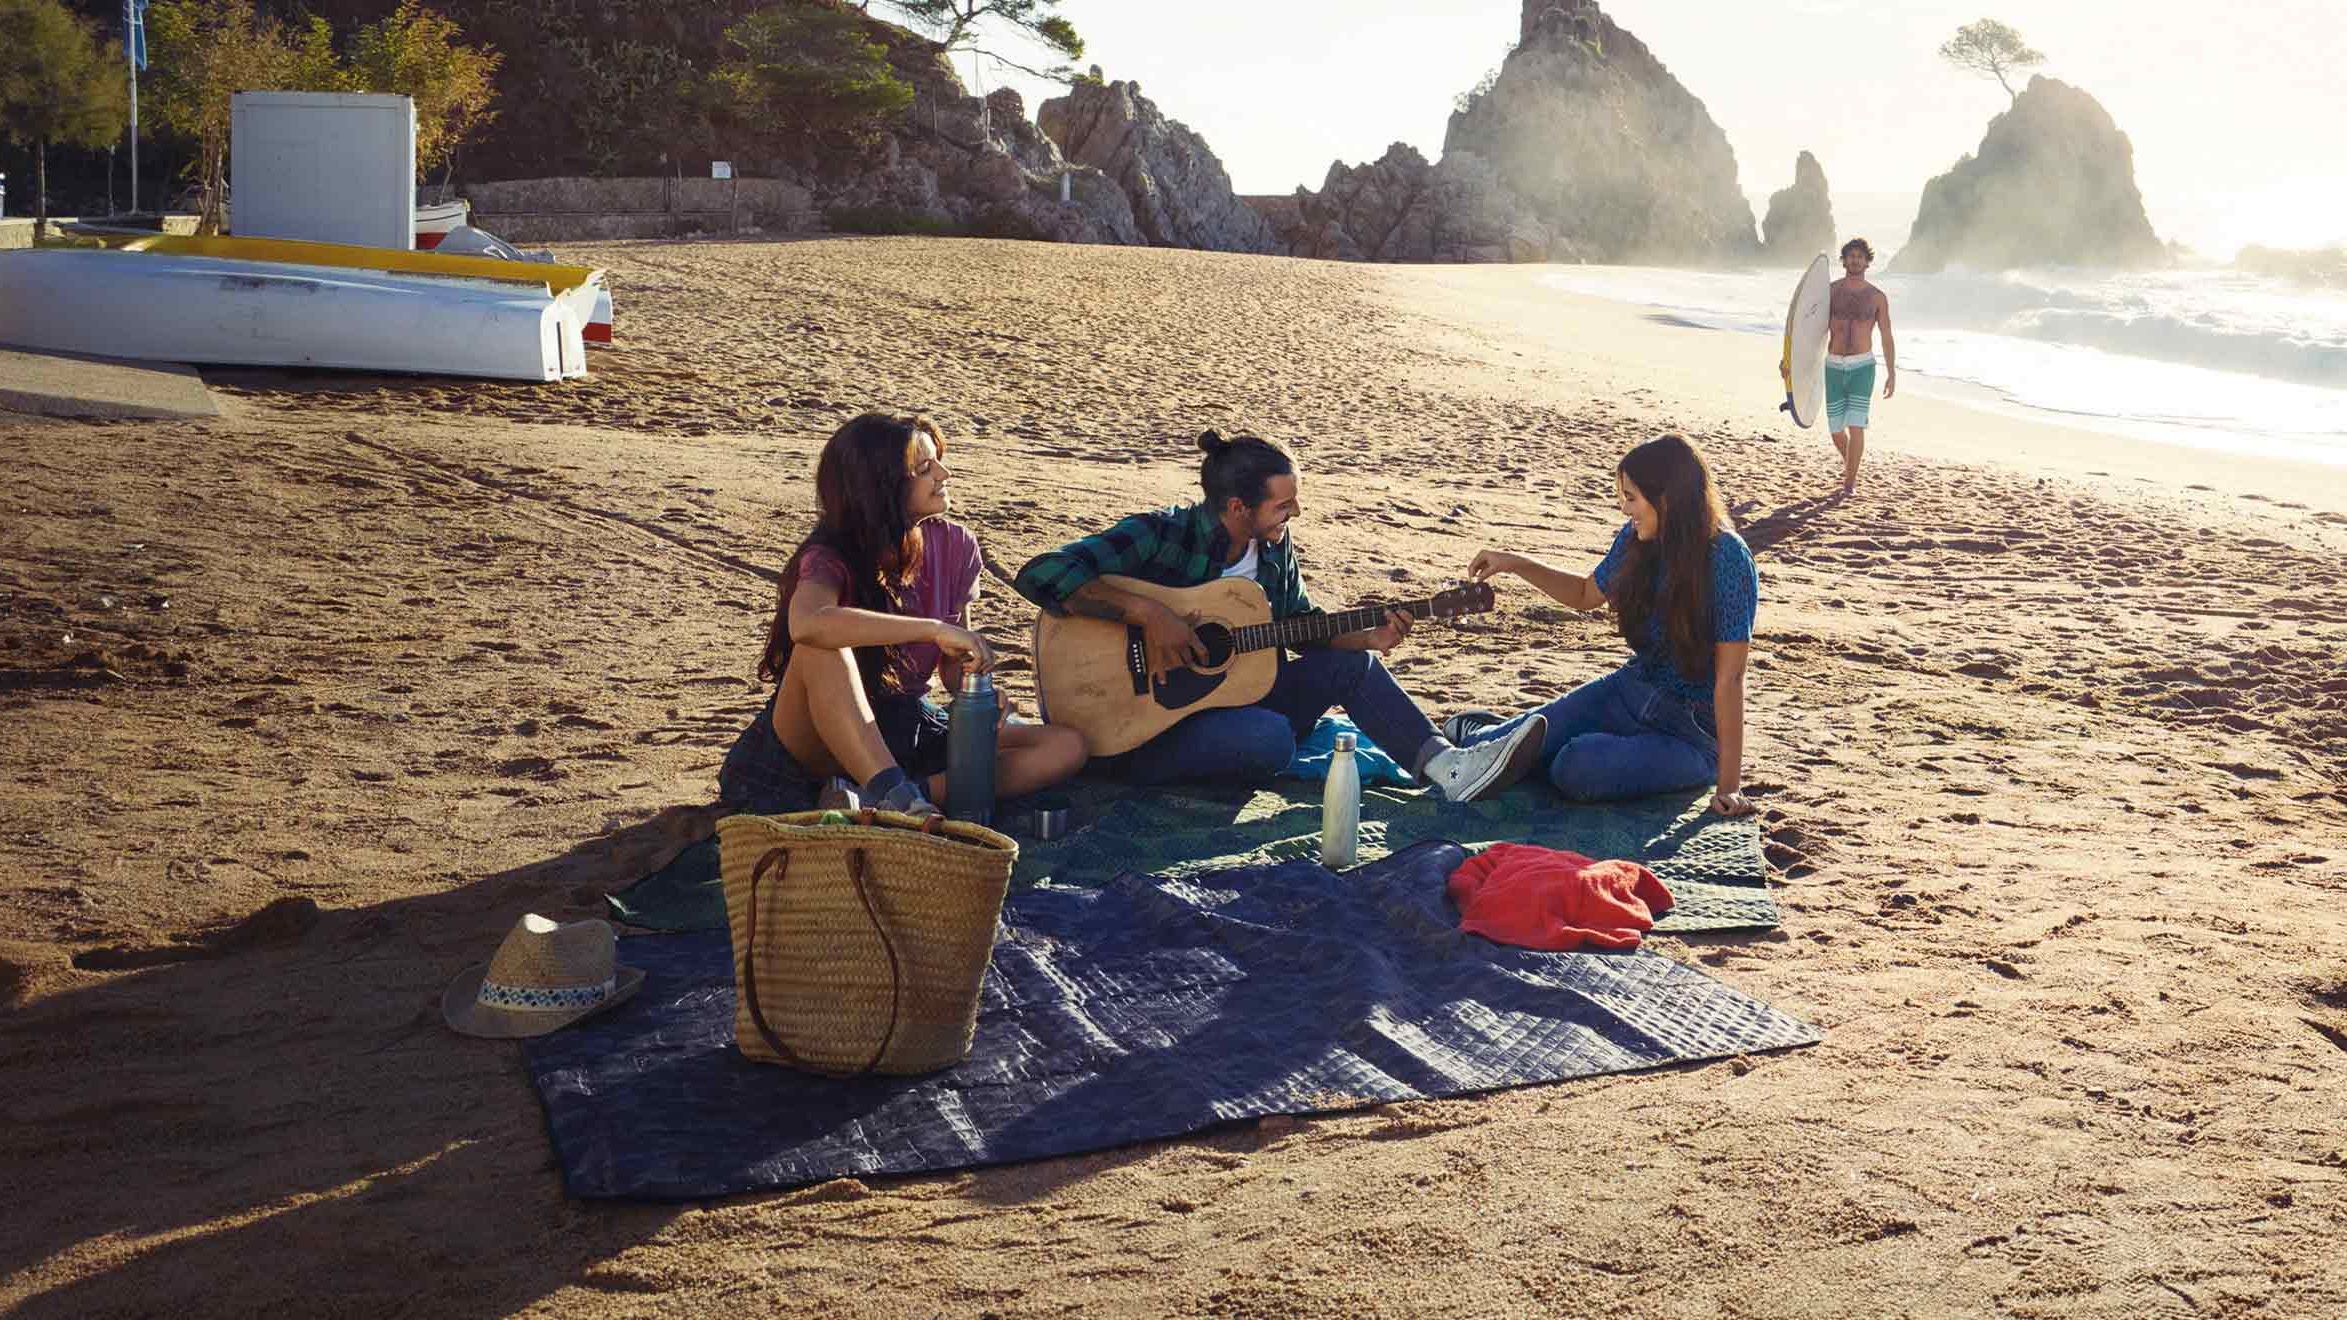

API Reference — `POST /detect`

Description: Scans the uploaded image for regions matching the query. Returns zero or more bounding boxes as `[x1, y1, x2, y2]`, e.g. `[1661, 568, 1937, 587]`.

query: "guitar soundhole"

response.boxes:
[1193, 622, 1235, 670]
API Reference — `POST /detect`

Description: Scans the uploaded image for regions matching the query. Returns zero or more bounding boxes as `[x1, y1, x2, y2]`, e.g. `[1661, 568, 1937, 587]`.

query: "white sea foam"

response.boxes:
[1536, 264, 2347, 465]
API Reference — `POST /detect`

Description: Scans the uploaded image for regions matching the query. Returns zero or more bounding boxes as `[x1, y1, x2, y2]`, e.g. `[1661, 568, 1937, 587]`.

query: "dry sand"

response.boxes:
[4, 237, 2344, 1318]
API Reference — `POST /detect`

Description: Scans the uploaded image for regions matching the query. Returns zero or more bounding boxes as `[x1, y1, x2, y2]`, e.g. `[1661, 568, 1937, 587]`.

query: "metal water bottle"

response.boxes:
[1321, 731, 1361, 869]
[946, 672, 999, 826]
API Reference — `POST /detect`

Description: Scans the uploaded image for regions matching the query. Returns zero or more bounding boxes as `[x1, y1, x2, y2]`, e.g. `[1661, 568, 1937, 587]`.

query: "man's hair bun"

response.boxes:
[1196, 429, 1229, 455]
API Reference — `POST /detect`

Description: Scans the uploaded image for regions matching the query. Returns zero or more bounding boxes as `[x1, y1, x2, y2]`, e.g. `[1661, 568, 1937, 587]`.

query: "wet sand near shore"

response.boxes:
[3, 237, 2344, 1317]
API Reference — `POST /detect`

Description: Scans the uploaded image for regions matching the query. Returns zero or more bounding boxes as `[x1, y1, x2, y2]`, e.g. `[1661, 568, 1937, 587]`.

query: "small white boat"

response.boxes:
[415, 198, 470, 249]
[0, 248, 586, 381]
[114, 232, 613, 347]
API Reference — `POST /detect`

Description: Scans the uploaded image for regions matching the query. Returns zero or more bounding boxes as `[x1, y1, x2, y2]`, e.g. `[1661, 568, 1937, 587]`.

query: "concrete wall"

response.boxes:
[1, 216, 200, 250]
[462, 177, 816, 243]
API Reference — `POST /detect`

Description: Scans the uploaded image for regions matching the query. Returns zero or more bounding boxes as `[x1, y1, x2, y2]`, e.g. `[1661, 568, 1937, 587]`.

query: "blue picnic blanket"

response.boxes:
[532, 841, 1818, 1200]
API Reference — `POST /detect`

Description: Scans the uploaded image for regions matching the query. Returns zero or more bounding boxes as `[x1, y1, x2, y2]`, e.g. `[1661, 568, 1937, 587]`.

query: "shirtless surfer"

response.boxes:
[1826, 238, 1895, 493]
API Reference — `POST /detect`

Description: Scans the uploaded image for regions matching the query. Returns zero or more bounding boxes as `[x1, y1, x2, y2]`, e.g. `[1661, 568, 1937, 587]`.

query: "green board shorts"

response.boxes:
[1825, 353, 1876, 431]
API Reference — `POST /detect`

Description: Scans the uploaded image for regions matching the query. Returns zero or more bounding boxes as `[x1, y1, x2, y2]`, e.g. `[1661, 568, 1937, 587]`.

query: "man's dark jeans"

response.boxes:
[1100, 648, 1439, 787]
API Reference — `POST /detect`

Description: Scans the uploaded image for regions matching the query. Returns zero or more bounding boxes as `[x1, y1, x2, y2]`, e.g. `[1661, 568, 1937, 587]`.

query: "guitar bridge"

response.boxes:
[1125, 626, 1148, 695]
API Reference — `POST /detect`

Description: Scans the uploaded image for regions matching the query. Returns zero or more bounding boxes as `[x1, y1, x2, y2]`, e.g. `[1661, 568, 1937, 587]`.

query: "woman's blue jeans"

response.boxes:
[1464, 664, 1716, 801]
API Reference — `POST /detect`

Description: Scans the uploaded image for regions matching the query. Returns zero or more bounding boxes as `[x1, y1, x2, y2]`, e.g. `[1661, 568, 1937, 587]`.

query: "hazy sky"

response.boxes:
[977, 0, 2347, 257]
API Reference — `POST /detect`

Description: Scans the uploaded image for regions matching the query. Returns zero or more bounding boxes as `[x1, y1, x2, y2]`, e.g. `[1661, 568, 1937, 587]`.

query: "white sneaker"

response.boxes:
[1421, 715, 1547, 803]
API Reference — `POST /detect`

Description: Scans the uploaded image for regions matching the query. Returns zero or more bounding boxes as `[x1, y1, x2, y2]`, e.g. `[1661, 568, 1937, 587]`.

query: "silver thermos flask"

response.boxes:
[946, 672, 999, 826]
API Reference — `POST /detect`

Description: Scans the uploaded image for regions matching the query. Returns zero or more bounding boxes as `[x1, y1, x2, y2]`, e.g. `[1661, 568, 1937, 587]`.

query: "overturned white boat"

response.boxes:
[0, 248, 587, 382]
[113, 233, 613, 347]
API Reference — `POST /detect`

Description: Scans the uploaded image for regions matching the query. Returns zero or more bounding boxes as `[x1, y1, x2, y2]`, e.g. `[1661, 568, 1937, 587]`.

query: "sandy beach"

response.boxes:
[5, 236, 2345, 1317]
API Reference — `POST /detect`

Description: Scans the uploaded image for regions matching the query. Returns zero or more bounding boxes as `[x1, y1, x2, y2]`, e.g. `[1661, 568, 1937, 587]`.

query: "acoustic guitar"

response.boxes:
[1032, 575, 1497, 755]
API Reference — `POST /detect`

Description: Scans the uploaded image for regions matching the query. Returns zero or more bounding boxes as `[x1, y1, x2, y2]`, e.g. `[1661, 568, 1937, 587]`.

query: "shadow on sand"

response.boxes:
[0, 806, 727, 1317]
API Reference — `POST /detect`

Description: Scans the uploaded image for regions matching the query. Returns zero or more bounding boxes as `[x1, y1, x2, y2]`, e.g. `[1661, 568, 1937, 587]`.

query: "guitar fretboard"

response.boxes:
[1229, 596, 1454, 654]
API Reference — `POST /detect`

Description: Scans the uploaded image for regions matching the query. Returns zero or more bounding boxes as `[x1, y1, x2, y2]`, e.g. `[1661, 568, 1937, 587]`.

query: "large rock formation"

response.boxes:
[1037, 79, 1278, 253]
[804, 30, 1145, 245]
[1760, 151, 1835, 265]
[822, 79, 1146, 245]
[1435, 1, 1759, 263]
[1895, 76, 2164, 272]
[1254, 144, 1565, 263]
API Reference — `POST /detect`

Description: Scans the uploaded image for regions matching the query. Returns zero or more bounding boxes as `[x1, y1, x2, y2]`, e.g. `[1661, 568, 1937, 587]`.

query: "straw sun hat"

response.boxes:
[441, 914, 645, 1038]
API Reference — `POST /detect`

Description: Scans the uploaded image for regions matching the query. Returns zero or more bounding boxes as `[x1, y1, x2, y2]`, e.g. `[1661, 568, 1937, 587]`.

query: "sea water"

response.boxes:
[1537, 264, 2347, 468]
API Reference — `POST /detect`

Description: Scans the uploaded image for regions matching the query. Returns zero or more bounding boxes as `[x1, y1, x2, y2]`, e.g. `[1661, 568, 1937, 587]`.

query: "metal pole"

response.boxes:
[127, 1, 140, 215]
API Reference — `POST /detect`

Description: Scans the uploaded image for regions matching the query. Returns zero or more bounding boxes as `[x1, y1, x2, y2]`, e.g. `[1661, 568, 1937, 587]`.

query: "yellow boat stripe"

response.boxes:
[120, 234, 602, 296]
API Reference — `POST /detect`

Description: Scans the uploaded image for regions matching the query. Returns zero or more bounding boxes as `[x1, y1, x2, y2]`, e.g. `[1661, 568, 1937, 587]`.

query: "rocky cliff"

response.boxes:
[1434, 0, 1758, 263]
[797, 27, 1144, 245]
[1037, 79, 1278, 253]
[1760, 151, 1835, 264]
[1255, 144, 1564, 263]
[821, 77, 1146, 246]
[1895, 76, 2165, 272]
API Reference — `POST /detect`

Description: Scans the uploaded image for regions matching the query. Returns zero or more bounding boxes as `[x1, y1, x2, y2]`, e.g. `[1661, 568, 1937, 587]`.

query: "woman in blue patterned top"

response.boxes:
[1451, 434, 1759, 817]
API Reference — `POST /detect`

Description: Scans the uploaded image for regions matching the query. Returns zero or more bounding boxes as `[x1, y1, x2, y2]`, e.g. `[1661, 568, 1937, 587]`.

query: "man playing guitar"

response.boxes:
[1012, 430, 1546, 800]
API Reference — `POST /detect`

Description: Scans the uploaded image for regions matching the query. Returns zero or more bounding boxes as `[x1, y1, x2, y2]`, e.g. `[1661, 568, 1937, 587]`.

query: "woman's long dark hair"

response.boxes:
[1612, 434, 1733, 679]
[757, 413, 945, 696]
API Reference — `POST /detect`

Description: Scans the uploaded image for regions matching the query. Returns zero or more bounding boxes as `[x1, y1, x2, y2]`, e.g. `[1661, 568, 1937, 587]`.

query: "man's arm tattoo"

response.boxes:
[1064, 581, 1127, 622]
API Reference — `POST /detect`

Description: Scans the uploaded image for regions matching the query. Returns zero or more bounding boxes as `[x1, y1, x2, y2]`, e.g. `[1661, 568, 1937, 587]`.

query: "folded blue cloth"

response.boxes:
[1283, 713, 1411, 786]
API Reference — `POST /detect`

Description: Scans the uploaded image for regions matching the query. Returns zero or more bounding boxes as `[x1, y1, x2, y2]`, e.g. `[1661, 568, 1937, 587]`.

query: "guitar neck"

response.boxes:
[1230, 596, 1449, 654]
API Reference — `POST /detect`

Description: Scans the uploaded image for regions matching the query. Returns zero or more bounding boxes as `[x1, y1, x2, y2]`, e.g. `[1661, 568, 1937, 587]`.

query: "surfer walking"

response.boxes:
[1826, 238, 1895, 493]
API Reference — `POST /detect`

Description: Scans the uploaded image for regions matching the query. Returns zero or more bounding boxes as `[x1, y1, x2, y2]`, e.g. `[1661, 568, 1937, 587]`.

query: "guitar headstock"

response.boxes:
[1427, 580, 1496, 618]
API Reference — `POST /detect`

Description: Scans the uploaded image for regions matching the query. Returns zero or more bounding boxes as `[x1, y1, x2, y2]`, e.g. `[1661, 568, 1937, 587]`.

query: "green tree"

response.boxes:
[1939, 18, 2044, 104]
[877, 0, 1083, 80]
[715, 3, 914, 168]
[0, 0, 130, 239]
[344, 0, 502, 183]
[145, 0, 341, 232]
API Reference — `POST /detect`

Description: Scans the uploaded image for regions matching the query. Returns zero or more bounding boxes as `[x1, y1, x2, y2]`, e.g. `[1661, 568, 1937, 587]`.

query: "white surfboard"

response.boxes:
[1778, 253, 1831, 428]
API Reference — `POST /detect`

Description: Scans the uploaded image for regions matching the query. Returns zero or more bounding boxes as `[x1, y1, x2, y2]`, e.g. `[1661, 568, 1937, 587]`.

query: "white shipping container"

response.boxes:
[229, 92, 416, 249]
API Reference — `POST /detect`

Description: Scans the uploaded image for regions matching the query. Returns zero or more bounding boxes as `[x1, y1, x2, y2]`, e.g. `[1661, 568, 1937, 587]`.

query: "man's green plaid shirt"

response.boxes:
[1012, 502, 1321, 621]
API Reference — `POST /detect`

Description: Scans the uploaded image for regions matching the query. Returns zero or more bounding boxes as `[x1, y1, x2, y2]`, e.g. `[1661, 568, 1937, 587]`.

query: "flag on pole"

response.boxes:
[125, 0, 149, 72]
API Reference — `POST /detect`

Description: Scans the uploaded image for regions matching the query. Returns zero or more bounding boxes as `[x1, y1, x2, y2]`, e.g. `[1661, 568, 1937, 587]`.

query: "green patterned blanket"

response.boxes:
[1014, 782, 1776, 933]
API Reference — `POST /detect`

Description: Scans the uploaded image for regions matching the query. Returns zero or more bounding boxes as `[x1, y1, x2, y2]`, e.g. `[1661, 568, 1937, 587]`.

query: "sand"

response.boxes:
[3, 236, 2344, 1318]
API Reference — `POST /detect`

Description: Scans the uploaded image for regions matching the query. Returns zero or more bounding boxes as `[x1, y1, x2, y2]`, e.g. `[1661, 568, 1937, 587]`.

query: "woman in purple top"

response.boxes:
[1454, 434, 1760, 817]
[721, 413, 1085, 817]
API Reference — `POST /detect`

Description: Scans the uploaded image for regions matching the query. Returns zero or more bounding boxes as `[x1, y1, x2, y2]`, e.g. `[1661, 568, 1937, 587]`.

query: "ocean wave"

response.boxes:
[1533, 263, 2347, 455]
[1892, 269, 2347, 391]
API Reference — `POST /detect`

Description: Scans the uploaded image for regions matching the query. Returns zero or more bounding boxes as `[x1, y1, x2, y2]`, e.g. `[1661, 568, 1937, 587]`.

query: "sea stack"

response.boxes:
[1896, 76, 2165, 272]
[1761, 151, 1836, 265]
[1438, 0, 1760, 264]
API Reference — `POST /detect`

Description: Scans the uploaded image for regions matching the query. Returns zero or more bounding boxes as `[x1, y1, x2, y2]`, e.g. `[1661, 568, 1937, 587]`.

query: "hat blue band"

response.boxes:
[476, 976, 615, 1012]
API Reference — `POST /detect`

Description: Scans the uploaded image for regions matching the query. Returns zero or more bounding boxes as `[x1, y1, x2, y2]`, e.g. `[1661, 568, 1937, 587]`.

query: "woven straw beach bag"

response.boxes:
[717, 809, 1017, 1076]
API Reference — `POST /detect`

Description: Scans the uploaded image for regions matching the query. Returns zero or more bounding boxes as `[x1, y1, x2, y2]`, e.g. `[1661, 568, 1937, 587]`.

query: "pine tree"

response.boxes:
[0, 0, 131, 238]
[1938, 18, 2045, 104]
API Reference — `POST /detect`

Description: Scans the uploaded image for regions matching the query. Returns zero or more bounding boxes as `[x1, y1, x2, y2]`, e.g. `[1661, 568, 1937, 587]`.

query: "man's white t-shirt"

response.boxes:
[1219, 540, 1260, 582]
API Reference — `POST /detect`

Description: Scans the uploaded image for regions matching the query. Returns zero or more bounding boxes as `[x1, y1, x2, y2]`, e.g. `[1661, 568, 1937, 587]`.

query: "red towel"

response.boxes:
[1446, 844, 1676, 951]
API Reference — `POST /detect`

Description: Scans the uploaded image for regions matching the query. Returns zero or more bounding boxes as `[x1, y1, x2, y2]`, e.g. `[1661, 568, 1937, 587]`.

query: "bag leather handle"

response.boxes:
[739, 844, 904, 1077]
[853, 806, 946, 836]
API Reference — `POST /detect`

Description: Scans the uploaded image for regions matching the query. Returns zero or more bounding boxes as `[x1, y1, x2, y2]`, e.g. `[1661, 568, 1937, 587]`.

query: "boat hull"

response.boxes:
[122, 233, 612, 346]
[415, 199, 470, 249]
[0, 250, 581, 382]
